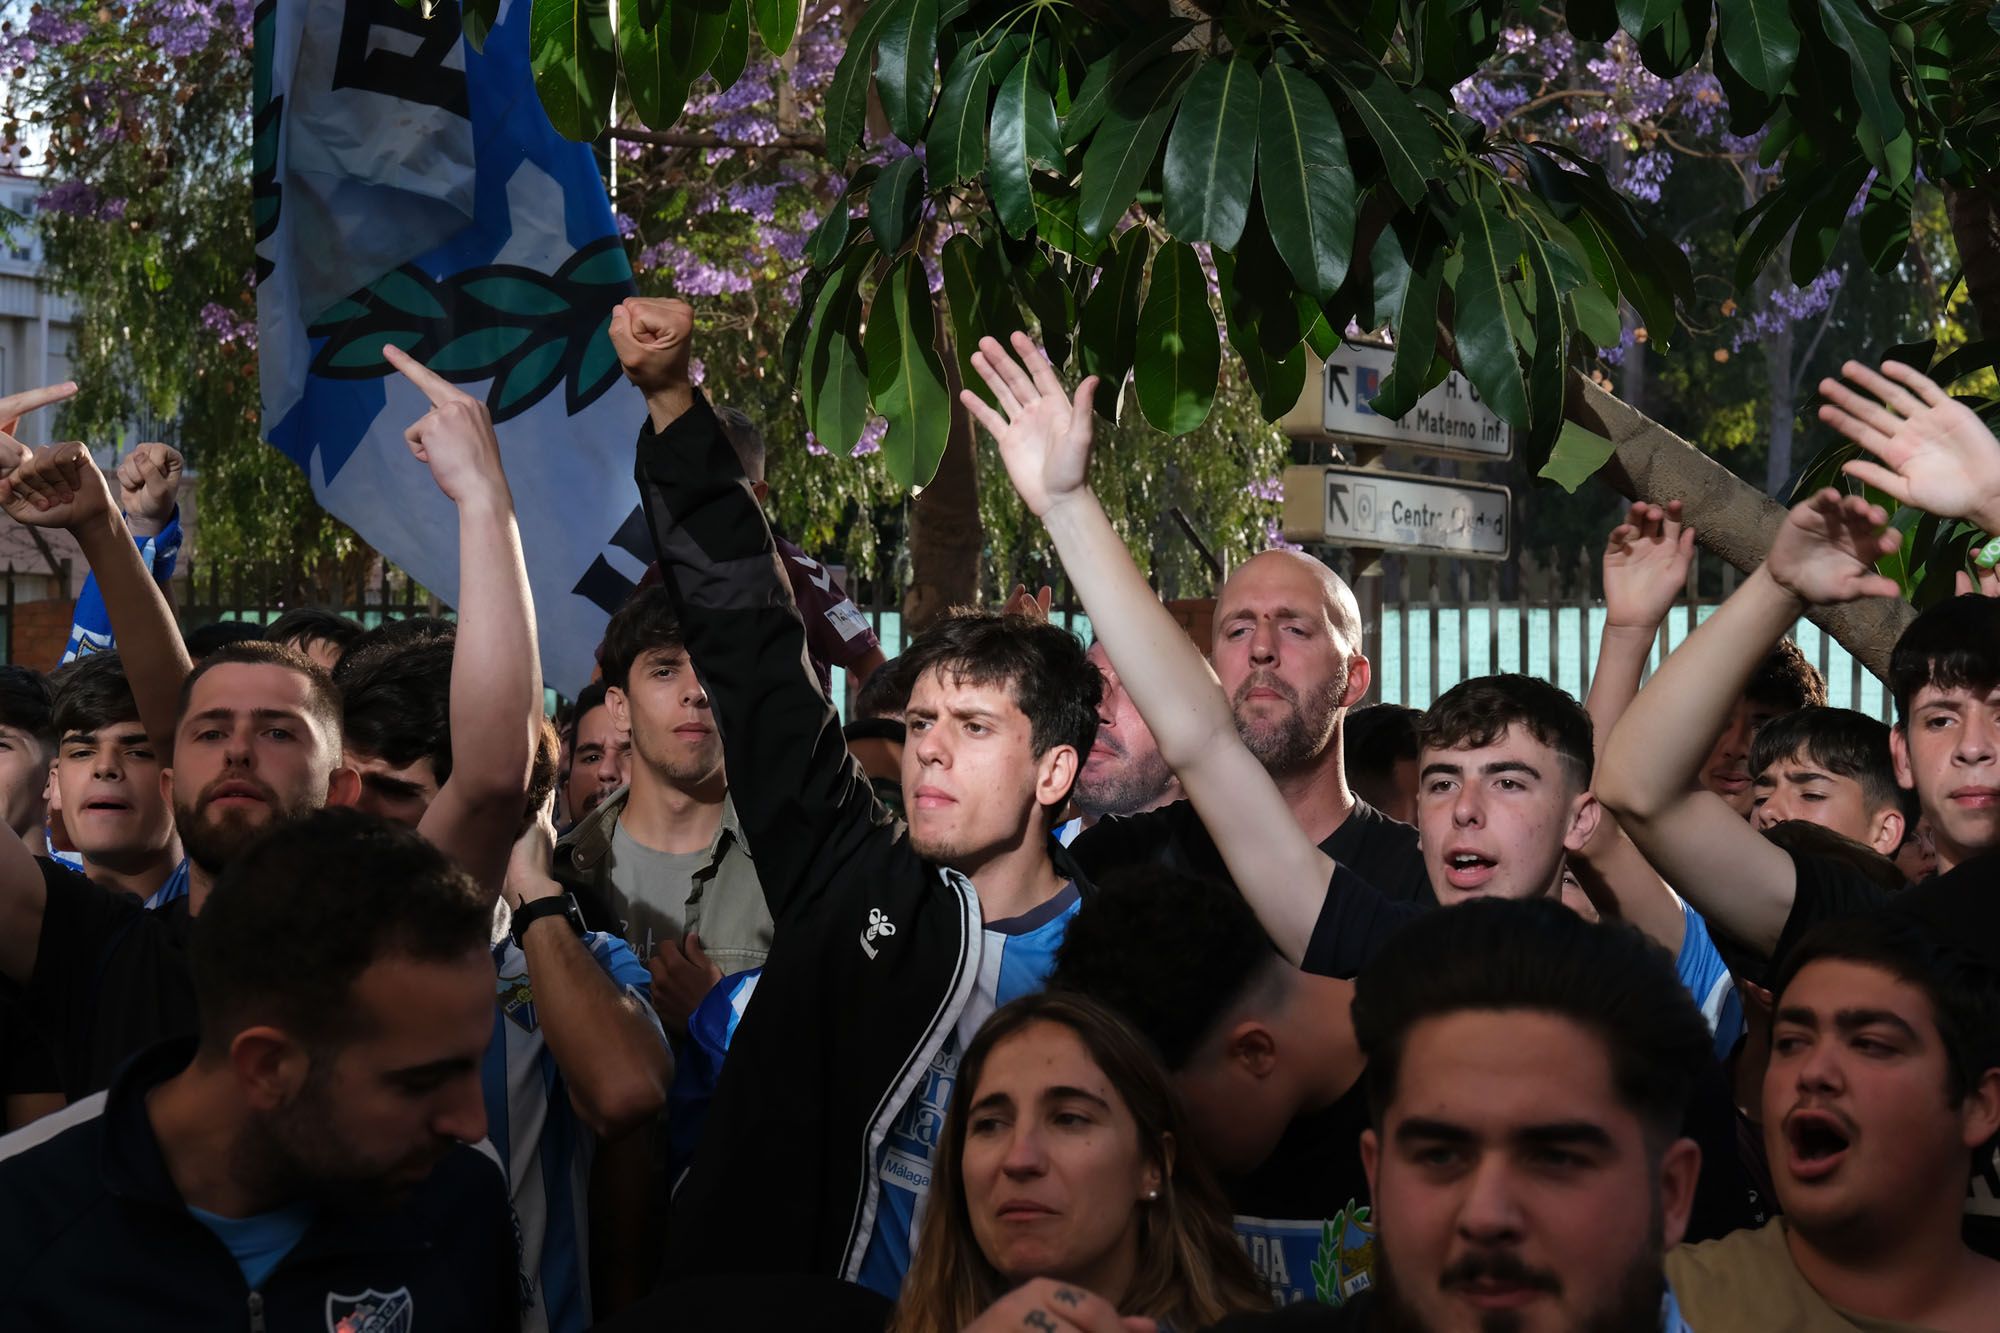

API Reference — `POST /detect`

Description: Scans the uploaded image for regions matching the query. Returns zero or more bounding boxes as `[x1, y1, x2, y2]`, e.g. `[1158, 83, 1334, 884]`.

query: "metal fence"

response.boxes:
[838, 545, 1895, 723]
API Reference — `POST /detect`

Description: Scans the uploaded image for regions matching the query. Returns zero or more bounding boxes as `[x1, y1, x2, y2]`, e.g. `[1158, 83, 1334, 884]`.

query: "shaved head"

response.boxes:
[1215, 550, 1363, 657]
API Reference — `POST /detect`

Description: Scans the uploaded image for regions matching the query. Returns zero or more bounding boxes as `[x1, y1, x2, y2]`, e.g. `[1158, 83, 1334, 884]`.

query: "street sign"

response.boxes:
[1281, 465, 1513, 559]
[1318, 343, 1513, 460]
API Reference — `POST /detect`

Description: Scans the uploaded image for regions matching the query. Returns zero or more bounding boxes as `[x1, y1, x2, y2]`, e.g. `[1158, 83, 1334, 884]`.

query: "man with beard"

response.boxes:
[1203, 900, 1709, 1333]
[0, 809, 520, 1331]
[1069, 551, 1432, 939]
[1073, 641, 1181, 829]
[0, 348, 537, 1100]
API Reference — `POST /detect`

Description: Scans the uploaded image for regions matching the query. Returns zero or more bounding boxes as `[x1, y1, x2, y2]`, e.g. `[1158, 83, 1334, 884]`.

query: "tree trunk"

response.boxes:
[902, 343, 984, 636]
[1947, 175, 2000, 337]
[1567, 374, 1914, 675]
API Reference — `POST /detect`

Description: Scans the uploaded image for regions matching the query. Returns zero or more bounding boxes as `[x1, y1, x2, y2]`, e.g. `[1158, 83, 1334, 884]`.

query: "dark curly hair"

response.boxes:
[1418, 673, 1594, 790]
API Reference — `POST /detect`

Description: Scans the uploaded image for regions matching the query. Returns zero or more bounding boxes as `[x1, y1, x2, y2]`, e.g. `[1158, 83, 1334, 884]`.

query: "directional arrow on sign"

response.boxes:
[1329, 483, 1351, 525]
[1327, 364, 1350, 407]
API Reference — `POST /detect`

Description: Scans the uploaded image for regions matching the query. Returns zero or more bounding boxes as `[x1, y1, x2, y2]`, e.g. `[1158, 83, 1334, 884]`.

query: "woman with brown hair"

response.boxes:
[889, 991, 1268, 1332]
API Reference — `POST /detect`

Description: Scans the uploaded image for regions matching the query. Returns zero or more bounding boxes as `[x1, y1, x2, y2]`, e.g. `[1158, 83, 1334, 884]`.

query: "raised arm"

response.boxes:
[1597, 491, 1901, 953]
[62, 443, 184, 663]
[0, 409, 190, 759]
[382, 345, 541, 897]
[610, 298, 881, 923]
[963, 334, 1330, 962]
[1586, 501, 1692, 743]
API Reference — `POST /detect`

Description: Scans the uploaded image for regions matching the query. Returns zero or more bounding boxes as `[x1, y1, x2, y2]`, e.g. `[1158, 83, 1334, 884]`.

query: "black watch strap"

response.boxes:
[512, 893, 583, 945]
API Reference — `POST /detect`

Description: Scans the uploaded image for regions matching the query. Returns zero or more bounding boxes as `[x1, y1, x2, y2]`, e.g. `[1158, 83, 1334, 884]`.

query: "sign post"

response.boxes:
[1316, 343, 1514, 461]
[1281, 465, 1512, 560]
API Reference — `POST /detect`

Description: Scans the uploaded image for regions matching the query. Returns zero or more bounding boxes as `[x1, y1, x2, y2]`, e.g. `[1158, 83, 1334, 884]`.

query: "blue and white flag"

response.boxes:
[255, 0, 655, 693]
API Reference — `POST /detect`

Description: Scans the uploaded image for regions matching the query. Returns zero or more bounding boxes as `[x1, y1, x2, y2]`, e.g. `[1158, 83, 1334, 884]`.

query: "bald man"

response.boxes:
[1071, 551, 1434, 961]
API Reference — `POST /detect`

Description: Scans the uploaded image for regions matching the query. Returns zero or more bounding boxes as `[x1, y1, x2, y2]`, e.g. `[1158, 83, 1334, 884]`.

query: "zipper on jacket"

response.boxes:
[247, 1291, 265, 1333]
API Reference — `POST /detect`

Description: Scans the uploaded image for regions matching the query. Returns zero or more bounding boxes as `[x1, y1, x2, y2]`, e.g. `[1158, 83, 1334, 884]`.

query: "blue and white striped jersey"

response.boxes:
[480, 927, 664, 1333]
[1676, 898, 1746, 1063]
[855, 882, 1083, 1298]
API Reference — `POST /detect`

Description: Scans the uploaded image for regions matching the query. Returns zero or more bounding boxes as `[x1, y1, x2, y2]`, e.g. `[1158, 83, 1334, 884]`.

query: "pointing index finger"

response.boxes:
[381, 343, 459, 407]
[0, 380, 78, 428]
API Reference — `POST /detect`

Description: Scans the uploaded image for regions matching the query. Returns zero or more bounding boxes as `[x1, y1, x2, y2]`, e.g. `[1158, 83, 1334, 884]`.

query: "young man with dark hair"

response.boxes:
[1050, 867, 1374, 1306]
[1669, 913, 2000, 1329]
[556, 583, 772, 1027]
[0, 665, 54, 854]
[0, 809, 519, 1330]
[1415, 673, 1599, 907]
[265, 605, 363, 673]
[559, 679, 628, 830]
[609, 298, 1103, 1295]
[1749, 705, 1908, 857]
[1344, 702, 1420, 825]
[336, 633, 457, 828]
[47, 653, 181, 904]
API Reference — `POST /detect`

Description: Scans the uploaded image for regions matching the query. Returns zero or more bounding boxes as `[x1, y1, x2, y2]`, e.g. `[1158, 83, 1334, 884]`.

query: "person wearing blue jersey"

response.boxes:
[45, 654, 183, 907]
[610, 297, 1102, 1297]
[59, 441, 183, 667]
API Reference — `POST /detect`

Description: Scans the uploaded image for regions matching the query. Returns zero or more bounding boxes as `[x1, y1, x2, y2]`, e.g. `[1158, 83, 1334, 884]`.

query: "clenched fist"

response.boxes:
[118, 443, 184, 537]
[609, 298, 694, 397]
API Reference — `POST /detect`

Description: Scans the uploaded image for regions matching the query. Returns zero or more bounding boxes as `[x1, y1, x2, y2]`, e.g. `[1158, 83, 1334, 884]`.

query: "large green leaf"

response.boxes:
[532, 0, 615, 140]
[1372, 212, 1446, 420]
[1567, 0, 1620, 42]
[753, 0, 801, 54]
[1078, 224, 1151, 420]
[1330, 63, 1446, 209]
[617, 0, 690, 128]
[867, 255, 954, 487]
[801, 253, 871, 453]
[870, 155, 924, 254]
[1258, 65, 1357, 303]
[711, 0, 752, 92]
[1032, 187, 1107, 265]
[1062, 21, 1196, 148]
[1716, 0, 1800, 95]
[1615, 0, 1680, 38]
[805, 165, 878, 267]
[990, 49, 1053, 237]
[1216, 249, 1308, 421]
[1077, 52, 1197, 241]
[1452, 202, 1531, 427]
[1816, 0, 1903, 140]
[1521, 228, 1569, 461]
[1161, 57, 1261, 249]
[1367, 221, 1411, 333]
[463, 0, 503, 52]
[876, 0, 938, 146]
[941, 234, 1024, 406]
[667, 0, 731, 84]
[824, 0, 899, 163]
[929, 34, 1014, 184]
[1639, 0, 1710, 77]
[1233, 196, 1306, 358]
[1133, 240, 1222, 434]
[1539, 422, 1618, 492]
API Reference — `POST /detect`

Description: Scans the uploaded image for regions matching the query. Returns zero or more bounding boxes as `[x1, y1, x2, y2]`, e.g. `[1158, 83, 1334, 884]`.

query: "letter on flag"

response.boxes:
[255, 0, 649, 692]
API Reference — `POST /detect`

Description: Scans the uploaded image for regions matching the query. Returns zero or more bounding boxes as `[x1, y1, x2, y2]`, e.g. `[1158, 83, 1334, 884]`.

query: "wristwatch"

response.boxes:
[511, 892, 586, 947]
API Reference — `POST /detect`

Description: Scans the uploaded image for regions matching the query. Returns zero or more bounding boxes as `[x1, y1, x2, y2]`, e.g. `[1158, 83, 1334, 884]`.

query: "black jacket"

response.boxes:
[638, 393, 1091, 1284]
[0, 1039, 519, 1332]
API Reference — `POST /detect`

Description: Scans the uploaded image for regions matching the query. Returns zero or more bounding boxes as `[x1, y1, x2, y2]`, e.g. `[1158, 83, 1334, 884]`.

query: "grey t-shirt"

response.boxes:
[607, 820, 712, 954]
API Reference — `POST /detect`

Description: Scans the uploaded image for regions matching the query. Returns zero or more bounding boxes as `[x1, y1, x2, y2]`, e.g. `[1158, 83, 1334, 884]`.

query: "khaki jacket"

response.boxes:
[553, 785, 773, 976]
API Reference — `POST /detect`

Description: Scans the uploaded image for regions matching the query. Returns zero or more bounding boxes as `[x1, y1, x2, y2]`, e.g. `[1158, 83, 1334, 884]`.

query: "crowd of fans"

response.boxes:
[0, 305, 1994, 1332]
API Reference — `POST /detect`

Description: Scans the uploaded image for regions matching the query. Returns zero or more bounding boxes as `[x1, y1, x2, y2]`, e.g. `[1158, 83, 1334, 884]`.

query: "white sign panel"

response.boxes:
[1322, 343, 1513, 459]
[1284, 466, 1512, 559]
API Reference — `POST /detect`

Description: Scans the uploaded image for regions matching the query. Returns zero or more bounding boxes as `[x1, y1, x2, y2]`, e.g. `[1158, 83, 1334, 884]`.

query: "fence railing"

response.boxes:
[837, 546, 1895, 724]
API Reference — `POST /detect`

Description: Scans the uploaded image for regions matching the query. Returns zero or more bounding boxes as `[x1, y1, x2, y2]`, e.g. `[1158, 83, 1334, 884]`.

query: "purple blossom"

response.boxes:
[199, 301, 256, 348]
[38, 180, 126, 221]
[27, 12, 88, 46]
[851, 418, 886, 457]
[1263, 520, 1300, 552]
[614, 212, 638, 238]
[1245, 475, 1284, 503]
